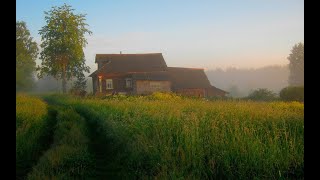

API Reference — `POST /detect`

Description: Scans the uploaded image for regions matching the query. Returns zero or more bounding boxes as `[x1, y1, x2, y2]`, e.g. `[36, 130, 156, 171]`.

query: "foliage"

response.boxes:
[16, 21, 38, 92]
[246, 88, 278, 101]
[280, 86, 304, 102]
[70, 73, 87, 96]
[288, 42, 304, 86]
[37, 4, 91, 93]
[148, 92, 182, 101]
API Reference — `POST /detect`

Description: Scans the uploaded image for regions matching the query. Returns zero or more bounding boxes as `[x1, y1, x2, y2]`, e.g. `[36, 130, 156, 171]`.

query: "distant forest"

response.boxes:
[34, 65, 289, 97]
[206, 65, 289, 97]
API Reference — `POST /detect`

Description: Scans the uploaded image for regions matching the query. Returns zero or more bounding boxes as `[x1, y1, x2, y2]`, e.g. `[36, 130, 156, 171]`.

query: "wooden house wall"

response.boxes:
[95, 74, 134, 95]
[175, 88, 206, 97]
[135, 80, 171, 95]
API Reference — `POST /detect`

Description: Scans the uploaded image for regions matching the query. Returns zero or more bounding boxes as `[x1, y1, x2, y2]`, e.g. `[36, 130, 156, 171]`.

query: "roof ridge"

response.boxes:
[95, 53, 165, 63]
[168, 67, 204, 70]
[96, 53, 162, 56]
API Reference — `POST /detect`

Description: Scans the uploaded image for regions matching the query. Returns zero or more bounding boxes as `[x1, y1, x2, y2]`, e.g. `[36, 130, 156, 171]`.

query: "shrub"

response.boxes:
[148, 92, 182, 101]
[69, 89, 87, 97]
[246, 88, 278, 101]
[280, 86, 304, 102]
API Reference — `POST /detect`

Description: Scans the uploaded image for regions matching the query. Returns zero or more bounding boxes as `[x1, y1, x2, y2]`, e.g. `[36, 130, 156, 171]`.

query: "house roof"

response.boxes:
[88, 70, 98, 77]
[167, 67, 212, 89]
[210, 85, 228, 94]
[92, 53, 167, 74]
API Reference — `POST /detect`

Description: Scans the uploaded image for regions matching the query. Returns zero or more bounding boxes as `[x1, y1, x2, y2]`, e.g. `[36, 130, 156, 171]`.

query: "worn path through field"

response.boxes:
[43, 97, 128, 179]
[16, 106, 58, 180]
[83, 110, 125, 179]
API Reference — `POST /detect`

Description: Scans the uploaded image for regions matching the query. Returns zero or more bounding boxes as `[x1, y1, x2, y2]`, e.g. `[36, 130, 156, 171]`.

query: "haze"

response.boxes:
[16, 0, 303, 95]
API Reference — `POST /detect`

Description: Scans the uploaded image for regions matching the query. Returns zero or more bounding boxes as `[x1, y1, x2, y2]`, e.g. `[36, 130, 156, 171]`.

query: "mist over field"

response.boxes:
[206, 65, 289, 97]
[34, 65, 289, 97]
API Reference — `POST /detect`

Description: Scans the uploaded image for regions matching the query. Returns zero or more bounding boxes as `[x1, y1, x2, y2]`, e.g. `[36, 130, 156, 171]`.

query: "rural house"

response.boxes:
[89, 53, 227, 97]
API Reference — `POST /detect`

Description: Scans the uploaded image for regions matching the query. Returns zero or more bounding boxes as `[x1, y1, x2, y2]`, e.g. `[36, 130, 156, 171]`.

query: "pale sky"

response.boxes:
[16, 0, 304, 72]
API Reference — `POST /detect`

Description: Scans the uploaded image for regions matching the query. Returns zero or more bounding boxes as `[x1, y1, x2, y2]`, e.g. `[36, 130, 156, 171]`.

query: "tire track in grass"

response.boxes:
[16, 106, 58, 180]
[27, 107, 93, 179]
[78, 108, 129, 179]
[41, 95, 131, 178]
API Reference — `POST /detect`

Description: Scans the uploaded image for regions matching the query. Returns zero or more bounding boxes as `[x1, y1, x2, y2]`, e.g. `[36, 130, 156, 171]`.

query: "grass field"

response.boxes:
[16, 93, 304, 179]
[16, 94, 55, 179]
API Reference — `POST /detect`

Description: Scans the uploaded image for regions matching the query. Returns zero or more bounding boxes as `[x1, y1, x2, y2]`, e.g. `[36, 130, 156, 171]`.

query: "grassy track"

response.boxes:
[27, 108, 93, 179]
[16, 95, 58, 180]
[80, 107, 129, 179]
[35, 95, 129, 179]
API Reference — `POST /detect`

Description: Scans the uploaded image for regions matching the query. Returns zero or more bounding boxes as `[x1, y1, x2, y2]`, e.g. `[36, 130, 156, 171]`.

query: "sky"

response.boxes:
[16, 0, 304, 72]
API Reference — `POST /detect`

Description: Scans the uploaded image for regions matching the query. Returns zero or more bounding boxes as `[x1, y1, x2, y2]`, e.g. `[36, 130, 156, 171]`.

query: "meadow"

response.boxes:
[16, 93, 304, 179]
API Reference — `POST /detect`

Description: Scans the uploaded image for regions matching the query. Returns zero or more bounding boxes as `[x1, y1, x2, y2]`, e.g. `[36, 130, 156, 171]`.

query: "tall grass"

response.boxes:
[16, 94, 49, 179]
[16, 94, 47, 129]
[53, 94, 304, 179]
[27, 108, 93, 179]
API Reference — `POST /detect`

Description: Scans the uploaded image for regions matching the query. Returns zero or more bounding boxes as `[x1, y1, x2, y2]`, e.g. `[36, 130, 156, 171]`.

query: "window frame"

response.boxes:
[106, 79, 113, 89]
[125, 78, 132, 88]
[150, 81, 162, 90]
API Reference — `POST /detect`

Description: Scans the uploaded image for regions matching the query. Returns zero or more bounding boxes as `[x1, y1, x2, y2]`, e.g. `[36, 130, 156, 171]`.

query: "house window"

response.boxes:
[125, 78, 132, 88]
[106, 79, 113, 89]
[150, 81, 161, 90]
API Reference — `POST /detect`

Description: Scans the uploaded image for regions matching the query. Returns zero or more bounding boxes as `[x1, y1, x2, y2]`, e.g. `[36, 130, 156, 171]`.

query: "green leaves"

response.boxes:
[16, 21, 38, 92]
[38, 4, 91, 93]
[288, 42, 304, 86]
[246, 88, 278, 101]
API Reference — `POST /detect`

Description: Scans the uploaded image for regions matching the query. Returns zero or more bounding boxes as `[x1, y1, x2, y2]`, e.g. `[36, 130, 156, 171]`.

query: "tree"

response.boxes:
[288, 42, 304, 86]
[246, 88, 277, 101]
[70, 73, 87, 96]
[16, 21, 38, 91]
[280, 86, 304, 102]
[37, 4, 91, 93]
